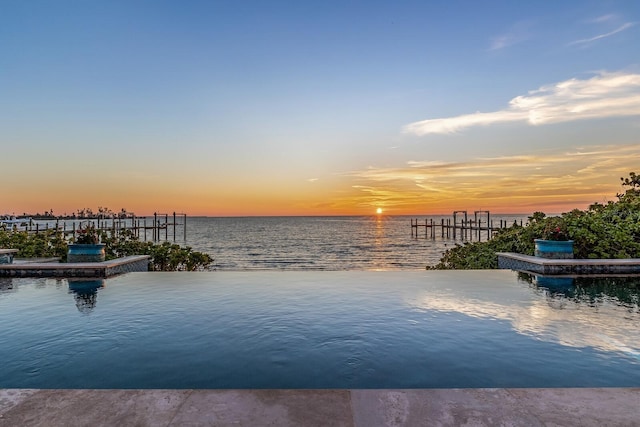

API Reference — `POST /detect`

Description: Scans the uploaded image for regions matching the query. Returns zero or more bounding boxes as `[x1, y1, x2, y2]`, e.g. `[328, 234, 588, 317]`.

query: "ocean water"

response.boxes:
[178, 215, 529, 271]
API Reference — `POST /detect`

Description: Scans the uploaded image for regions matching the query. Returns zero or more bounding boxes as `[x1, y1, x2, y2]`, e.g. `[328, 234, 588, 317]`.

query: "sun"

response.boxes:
[376, 208, 383, 215]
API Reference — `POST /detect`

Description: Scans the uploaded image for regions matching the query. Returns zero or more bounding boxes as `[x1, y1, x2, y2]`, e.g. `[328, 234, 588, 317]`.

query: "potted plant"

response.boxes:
[67, 224, 106, 262]
[534, 217, 574, 259]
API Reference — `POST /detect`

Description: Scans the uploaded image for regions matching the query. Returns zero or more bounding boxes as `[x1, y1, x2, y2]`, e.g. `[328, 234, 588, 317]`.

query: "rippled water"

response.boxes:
[181, 215, 528, 270]
[1, 271, 638, 389]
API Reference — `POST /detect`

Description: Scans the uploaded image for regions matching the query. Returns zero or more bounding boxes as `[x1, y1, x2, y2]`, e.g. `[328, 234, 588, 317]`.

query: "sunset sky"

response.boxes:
[2, 1, 639, 216]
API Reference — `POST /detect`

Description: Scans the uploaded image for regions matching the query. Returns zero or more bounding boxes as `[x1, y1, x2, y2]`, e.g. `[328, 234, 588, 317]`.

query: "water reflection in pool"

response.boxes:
[68, 279, 105, 313]
[0, 271, 638, 389]
[409, 273, 640, 362]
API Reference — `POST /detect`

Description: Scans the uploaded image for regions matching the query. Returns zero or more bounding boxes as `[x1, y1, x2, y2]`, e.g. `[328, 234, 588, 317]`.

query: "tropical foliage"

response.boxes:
[0, 228, 213, 271]
[99, 229, 213, 271]
[539, 216, 569, 241]
[429, 172, 640, 269]
[74, 224, 101, 244]
[0, 229, 68, 259]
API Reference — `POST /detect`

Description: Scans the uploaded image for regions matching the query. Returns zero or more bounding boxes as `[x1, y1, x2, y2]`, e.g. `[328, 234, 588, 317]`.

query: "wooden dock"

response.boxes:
[411, 210, 523, 240]
[1, 212, 188, 242]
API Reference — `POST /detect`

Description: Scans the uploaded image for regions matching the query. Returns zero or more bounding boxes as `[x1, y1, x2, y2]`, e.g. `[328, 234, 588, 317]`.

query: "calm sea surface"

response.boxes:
[176, 215, 529, 271]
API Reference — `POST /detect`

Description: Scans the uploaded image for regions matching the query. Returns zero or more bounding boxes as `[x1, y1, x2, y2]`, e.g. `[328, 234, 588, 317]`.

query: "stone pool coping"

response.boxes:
[0, 255, 150, 278]
[1, 388, 638, 426]
[497, 252, 640, 275]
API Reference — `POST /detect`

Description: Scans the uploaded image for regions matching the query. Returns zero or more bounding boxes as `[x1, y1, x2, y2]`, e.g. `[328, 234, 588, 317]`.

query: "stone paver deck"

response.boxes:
[0, 255, 150, 278]
[497, 252, 640, 275]
[1, 388, 638, 426]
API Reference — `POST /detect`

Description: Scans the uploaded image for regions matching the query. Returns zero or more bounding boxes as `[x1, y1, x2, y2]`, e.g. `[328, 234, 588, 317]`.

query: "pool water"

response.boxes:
[1, 271, 639, 389]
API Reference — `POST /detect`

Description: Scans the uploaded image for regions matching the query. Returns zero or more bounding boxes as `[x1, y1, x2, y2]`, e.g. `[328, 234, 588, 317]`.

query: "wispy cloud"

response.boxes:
[404, 71, 640, 135]
[568, 22, 634, 46]
[489, 35, 517, 51]
[489, 21, 533, 51]
[339, 144, 640, 213]
[588, 14, 616, 24]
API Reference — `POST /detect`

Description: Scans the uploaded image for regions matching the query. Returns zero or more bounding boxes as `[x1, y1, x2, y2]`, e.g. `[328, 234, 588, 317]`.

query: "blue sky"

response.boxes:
[2, 0, 639, 215]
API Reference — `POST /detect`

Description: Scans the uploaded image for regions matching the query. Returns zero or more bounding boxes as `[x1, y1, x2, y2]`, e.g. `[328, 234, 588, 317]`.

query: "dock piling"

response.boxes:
[411, 210, 516, 241]
[8, 212, 187, 243]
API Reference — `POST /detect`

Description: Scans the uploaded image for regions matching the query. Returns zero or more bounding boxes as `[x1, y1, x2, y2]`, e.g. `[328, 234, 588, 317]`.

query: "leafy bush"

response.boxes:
[100, 229, 214, 271]
[0, 229, 68, 259]
[74, 224, 100, 244]
[540, 216, 569, 241]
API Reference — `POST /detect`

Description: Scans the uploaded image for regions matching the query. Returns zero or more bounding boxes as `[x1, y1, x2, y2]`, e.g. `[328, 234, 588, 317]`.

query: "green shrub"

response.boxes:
[100, 229, 214, 271]
[0, 229, 68, 259]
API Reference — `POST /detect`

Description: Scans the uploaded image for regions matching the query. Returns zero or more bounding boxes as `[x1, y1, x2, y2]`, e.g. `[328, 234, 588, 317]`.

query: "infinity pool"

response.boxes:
[1, 271, 639, 389]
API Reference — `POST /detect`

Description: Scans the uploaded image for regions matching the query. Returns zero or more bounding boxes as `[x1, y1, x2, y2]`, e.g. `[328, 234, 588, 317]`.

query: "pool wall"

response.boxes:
[497, 252, 640, 274]
[0, 255, 150, 277]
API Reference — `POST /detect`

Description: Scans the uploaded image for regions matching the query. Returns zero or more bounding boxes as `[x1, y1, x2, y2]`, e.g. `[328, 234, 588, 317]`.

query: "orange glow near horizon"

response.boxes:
[3, 144, 638, 217]
[2, 180, 623, 218]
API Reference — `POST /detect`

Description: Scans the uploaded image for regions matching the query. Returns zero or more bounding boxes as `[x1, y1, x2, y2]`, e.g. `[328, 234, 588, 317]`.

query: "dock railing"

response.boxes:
[1, 212, 187, 243]
[411, 211, 524, 241]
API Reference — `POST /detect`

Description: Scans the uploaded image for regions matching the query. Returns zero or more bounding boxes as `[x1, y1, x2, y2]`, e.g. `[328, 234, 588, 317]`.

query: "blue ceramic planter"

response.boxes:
[534, 275, 575, 290]
[68, 278, 105, 291]
[67, 244, 106, 263]
[534, 239, 574, 259]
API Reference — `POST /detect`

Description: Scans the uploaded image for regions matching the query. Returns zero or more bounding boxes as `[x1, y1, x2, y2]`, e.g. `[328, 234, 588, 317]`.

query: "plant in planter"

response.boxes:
[68, 224, 106, 262]
[541, 218, 569, 241]
[75, 224, 100, 244]
[535, 217, 574, 259]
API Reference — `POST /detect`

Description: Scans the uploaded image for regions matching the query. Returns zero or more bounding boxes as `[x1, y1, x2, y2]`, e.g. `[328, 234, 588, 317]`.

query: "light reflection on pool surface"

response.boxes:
[0, 271, 639, 389]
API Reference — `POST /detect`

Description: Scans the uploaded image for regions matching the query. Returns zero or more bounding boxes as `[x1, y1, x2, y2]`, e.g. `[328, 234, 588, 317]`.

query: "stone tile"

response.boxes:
[0, 389, 38, 414]
[0, 255, 149, 278]
[497, 252, 640, 275]
[351, 389, 542, 427]
[505, 388, 640, 427]
[169, 389, 353, 427]
[0, 389, 191, 427]
[351, 388, 640, 427]
[2, 388, 639, 427]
